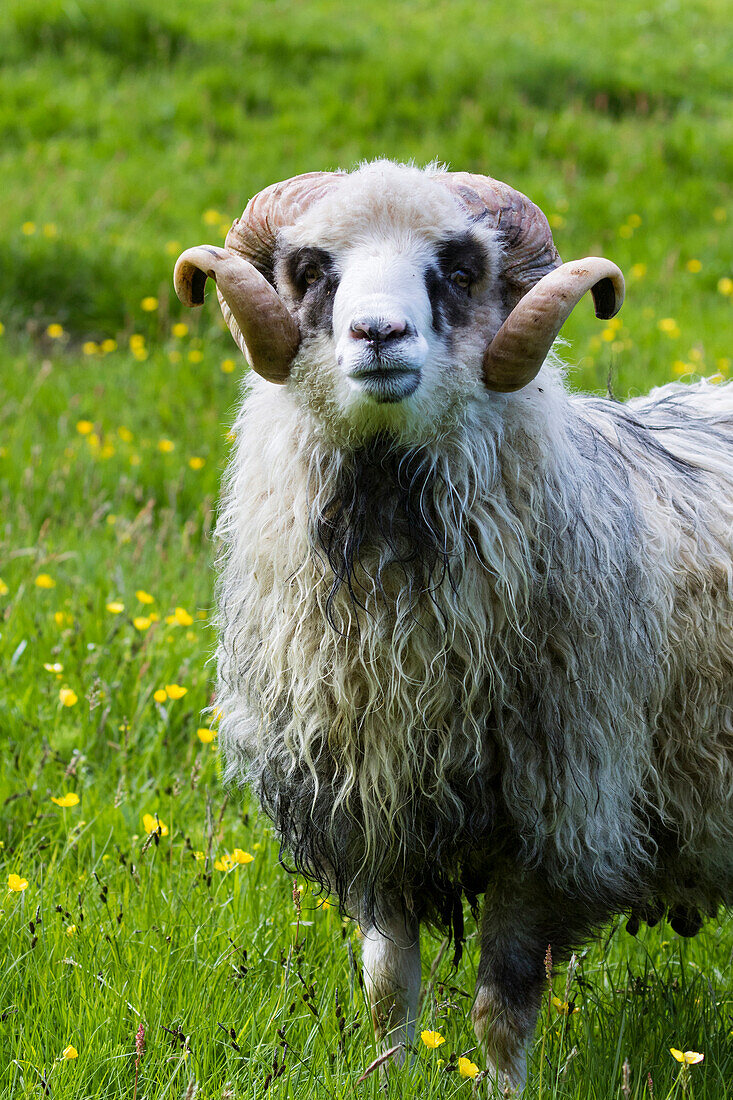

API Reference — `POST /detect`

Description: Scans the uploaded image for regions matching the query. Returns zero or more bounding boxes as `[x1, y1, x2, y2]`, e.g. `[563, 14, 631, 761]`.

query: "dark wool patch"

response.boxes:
[256, 751, 499, 963]
[308, 438, 457, 629]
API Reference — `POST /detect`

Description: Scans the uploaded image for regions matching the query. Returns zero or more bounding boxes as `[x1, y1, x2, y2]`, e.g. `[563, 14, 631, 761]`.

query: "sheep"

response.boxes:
[173, 160, 733, 1090]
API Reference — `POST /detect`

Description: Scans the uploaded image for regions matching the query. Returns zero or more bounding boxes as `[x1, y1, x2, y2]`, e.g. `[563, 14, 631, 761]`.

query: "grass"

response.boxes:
[0, 0, 732, 1096]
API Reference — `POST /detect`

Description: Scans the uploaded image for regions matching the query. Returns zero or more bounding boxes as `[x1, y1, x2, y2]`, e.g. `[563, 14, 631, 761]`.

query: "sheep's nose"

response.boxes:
[349, 317, 407, 343]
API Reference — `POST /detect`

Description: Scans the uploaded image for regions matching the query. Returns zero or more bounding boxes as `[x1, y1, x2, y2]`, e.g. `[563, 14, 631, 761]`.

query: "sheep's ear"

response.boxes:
[481, 258, 625, 393]
[173, 246, 301, 384]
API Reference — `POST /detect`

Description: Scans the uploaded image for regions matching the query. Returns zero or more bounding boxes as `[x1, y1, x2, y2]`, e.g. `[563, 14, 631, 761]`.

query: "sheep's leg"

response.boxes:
[361, 916, 421, 1058]
[473, 879, 572, 1092]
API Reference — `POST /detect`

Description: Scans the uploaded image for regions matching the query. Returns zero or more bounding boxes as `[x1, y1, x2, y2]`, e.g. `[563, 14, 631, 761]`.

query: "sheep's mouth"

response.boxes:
[348, 365, 422, 403]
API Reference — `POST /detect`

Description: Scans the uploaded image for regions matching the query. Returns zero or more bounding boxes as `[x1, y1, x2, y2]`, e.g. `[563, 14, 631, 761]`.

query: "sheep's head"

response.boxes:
[174, 161, 623, 439]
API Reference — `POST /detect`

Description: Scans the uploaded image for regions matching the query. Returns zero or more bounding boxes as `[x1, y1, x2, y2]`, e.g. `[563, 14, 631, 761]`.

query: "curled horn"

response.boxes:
[480, 258, 625, 392]
[173, 171, 344, 382]
[438, 171, 624, 392]
[174, 245, 300, 384]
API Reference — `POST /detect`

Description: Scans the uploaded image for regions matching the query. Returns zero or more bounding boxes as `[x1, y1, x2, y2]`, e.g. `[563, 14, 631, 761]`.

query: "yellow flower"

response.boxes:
[129, 333, 145, 350]
[718, 277, 733, 296]
[172, 322, 189, 338]
[221, 358, 236, 374]
[0, 322, 4, 336]
[158, 439, 175, 453]
[22, 221, 36, 235]
[59, 688, 78, 707]
[552, 996, 579, 1016]
[717, 357, 730, 374]
[0, 579, 8, 596]
[188, 456, 205, 470]
[658, 318, 680, 338]
[142, 813, 169, 836]
[174, 607, 193, 626]
[141, 296, 159, 312]
[630, 263, 647, 280]
[61, 1045, 78, 1060]
[188, 349, 203, 364]
[43, 662, 63, 673]
[203, 209, 221, 226]
[193, 850, 205, 861]
[619, 224, 633, 239]
[670, 1049, 704, 1065]
[43, 223, 58, 238]
[421, 1030, 445, 1049]
[627, 214, 642, 228]
[458, 1057, 480, 1078]
[101, 338, 117, 354]
[136, 589, 154, 604]
[66, 924, 76, 936]
[54, 611, 73, 627]
[82, 341, 99, 356]
[106, 601, 124, 614]
[153, 688, 168, 703]
[165, 240, 181, 255]
[673, 360, 691, 376]
[51, 793, 80, 807]
[8, 873, 28, 893]
[165, 683, 187, 699]
[133, 616, 151, 631]
[232, 848, 254, 864]
[46, 323, 64, 338]
[686, 259, 702, 273]
[214, 854, 234, 871]
[35, 573, 56, 588]
[197, 728, 216, 743]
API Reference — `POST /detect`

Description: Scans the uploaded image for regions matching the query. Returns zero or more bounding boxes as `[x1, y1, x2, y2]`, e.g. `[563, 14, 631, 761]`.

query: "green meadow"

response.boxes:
[0, 0, 732, 1096]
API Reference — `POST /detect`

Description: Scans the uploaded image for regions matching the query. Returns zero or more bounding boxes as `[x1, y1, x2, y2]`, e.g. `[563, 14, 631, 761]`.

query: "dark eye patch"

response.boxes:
[435, 233, 488, 285]
[283, 246, 340, 337]
[426, 232, 488, 335]
[286, 247, 336, 295]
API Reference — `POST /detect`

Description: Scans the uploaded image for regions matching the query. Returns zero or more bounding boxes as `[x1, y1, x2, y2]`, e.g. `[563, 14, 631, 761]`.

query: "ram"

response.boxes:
[174, 161, 733, 1089]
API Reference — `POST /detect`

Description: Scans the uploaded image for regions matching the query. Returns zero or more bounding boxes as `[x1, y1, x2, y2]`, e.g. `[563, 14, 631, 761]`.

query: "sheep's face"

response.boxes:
[273, 164, 504, 443]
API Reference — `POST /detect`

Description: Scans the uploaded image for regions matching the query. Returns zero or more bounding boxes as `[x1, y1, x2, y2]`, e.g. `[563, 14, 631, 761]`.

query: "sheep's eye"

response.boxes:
[303, 264, 322, 285]
[450, 270, 471, 290]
